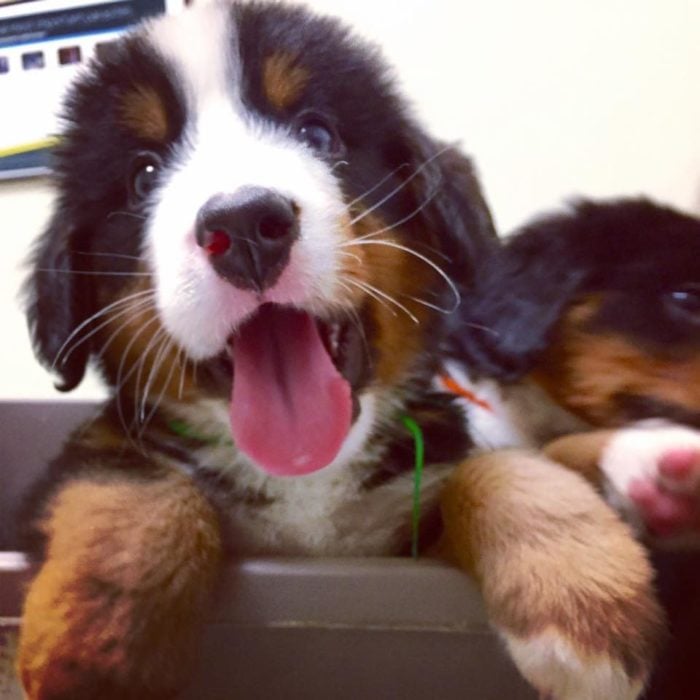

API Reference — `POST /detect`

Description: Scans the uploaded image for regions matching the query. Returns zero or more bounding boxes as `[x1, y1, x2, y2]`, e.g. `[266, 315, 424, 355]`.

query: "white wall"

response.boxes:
[2, 0, 699, 400]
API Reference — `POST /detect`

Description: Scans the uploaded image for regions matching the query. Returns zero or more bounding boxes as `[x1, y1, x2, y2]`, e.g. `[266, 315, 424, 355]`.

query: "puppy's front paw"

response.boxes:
[503, 631, 647, 700]
[17, 560, 187, 700]
[442, 451, 665, 700]
[601, 421, 700, 545]
[17, 474, 222, 700]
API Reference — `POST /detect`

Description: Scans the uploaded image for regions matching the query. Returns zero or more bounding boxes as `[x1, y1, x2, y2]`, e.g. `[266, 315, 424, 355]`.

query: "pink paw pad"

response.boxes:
[628, 448, 700, 536]
[658, 448, 700, 488]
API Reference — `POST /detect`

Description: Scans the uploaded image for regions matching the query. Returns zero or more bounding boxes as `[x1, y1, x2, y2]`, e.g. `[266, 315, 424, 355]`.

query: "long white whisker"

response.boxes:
[36, 268, 153, 277]
[345, 162, 411, 210]
[337, 250, 363, 265]
[52, 289, 155, 368]
[74, 251, 143, 262]
[334, 280, 374, 365]
[177, 348, 187, 400]
[61, 295, 156, 366]
[404, 295, 454, 315]
[114, 314, 162, 443]
[92, 303, 158, 367]
[139, 331, 172, 423]
[106, 210, 147, 222]
[459, 321, 501, 337]
[348, 144, 451, 226]
[133, 327, 169, 424]
[334, 278, 359, 310]
[331, 159, 349, 173]
[348, 277, 420, 324]
[343, 278, 396, 318]
[112, 315, 161, 400]
[141, 339, 180, 436]
[342, 239, 461, 313]
[348, 185, 440, 244]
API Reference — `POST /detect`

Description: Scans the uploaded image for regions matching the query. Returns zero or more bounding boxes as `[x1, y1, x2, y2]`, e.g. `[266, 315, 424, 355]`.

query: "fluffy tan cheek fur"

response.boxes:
[94, 276, 197, 403]
[534, 297, 700, 426]
[339, 211, 439, 385]
[440, 450, 664, 700]
[17, 472, 222, 700]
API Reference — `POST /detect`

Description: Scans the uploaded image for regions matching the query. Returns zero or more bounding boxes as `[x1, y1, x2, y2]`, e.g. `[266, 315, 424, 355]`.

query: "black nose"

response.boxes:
[196, 187, 299, 292]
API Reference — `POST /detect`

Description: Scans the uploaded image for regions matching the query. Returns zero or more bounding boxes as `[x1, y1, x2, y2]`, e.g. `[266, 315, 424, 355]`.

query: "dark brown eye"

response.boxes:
[295, 112, 343, 157]
[129, 152, 162, 200]
[665, 284, 700, 323]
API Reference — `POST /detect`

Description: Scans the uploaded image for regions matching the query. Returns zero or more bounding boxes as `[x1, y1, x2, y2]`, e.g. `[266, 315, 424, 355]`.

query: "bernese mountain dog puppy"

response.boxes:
[443, 198, 700, 698]
[17, 3, 663, 699]
[448, 198, 700, 541]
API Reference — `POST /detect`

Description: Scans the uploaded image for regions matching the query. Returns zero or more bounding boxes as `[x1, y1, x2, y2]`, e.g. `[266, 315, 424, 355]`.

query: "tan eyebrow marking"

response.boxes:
[120, 85, 169, 143]
[263, 52, 309, 111]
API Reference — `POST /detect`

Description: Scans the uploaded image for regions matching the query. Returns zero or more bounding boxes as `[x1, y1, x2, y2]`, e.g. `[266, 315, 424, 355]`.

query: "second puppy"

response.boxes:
[446, 198, 700, 542]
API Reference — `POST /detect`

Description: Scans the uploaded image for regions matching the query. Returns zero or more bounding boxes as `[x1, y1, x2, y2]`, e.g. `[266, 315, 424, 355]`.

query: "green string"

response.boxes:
[170, 415, 426, 558]
[167, 419, 232, 446]
[401, 415, 425, 559]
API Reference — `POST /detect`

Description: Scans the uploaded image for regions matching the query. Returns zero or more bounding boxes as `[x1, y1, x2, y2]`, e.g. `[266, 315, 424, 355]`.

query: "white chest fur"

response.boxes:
[170, 394, 451, 556]
[439, 361, 586, 452]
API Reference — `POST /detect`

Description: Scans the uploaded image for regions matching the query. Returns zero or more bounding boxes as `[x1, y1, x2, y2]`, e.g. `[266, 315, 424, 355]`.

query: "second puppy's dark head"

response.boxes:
[455, 198, 700, 426]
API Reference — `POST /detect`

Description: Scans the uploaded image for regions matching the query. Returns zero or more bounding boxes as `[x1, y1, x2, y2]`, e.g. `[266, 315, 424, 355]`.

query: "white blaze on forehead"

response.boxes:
[142, 2, 351, 360]
[147, 1, 238, 108]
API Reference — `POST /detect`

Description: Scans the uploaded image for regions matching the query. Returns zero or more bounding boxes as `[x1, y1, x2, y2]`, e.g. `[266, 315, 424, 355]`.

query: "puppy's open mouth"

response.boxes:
[228, 303, 369, 476]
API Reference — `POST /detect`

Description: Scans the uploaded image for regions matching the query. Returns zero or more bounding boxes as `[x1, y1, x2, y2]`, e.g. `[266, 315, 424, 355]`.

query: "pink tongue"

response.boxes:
[230, 305, 352, 476]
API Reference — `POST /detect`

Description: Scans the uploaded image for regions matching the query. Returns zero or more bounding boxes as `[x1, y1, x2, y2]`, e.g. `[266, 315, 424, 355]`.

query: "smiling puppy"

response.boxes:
[19, 2, 494, 696]
[18, 3, 661, 699]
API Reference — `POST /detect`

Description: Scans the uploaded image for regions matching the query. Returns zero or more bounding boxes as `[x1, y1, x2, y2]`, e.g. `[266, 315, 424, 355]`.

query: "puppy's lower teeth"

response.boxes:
[330, 324, 341, 355]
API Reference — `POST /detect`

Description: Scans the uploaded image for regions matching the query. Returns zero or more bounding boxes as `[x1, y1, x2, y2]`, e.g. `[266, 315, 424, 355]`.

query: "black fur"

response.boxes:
[21, 0, 496, 559]
[452, 198, 700, 381]
[24, 34, 186, 391]
[16, 4, 501, 697]
[25, 1, 495, 395]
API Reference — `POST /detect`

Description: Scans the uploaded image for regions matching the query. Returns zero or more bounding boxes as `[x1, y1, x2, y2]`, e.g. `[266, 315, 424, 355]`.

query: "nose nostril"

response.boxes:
[204, 230, 231, 256]
[258, 215, 293, 241]
[196, 189, 299, 291]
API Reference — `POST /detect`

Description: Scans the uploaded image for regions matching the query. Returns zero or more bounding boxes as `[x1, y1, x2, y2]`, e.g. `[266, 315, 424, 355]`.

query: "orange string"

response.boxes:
[439, 374, 493, 413]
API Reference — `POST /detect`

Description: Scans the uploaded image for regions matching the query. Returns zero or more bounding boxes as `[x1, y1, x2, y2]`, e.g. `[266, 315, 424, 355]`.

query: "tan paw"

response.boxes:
[504, 630, 645, 700]
[442, 450, 665, 700]
[17, 475, 222, 699]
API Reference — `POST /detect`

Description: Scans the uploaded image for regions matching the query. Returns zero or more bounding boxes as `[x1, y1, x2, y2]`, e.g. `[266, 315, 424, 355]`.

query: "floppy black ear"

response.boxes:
[452, 213, 590, 381]
[24, 205, 91, 391]
[405, 133, 498, 286]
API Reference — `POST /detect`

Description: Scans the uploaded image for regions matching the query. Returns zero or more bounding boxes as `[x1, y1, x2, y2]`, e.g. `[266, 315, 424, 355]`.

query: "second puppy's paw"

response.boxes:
[601, 421, 700, 544]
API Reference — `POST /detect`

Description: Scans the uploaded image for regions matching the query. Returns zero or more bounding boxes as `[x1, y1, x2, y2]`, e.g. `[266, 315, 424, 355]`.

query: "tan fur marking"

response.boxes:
[441, 450, 664, 681]
[120, 85, 169, 142]
[18, 473, 222, 698]
[534, 295, 700, 425]
[341, 211, 438, 385]
[263, 53, 309, 110]
[97, 279, 196, 402]
[542, 429, 616, 486]
[77, 417, 126, 451]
